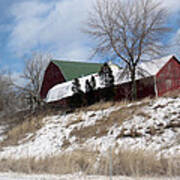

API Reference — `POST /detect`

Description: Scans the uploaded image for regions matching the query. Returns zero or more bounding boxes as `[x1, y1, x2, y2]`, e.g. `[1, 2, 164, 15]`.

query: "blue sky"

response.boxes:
[0, 0, 180, 80]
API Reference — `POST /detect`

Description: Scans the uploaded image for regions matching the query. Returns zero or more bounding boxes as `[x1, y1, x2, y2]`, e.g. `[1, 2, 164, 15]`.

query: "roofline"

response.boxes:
[156, 55, 179, 77]
[171, 55, 180, 64]
[51, 59, 103, 65]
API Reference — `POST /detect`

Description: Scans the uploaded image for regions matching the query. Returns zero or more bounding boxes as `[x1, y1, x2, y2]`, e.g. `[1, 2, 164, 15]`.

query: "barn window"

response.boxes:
[165, 79, 172, 90]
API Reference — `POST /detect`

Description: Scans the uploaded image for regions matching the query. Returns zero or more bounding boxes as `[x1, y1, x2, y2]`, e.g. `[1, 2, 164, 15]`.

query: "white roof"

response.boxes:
[45, 55, 175, 103]
[45, 73, 103, 103]
[138, 55, 174, 76]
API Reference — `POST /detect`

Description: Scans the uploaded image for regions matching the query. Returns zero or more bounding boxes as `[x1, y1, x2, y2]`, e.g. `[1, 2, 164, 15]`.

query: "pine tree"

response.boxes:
[71, 78, 84, 107]
[72, 78, 81, 94]
[99, 63, 115, 101]
[85, 79, 93, 93]
[90, 76, 96, 89]
[85, 76, 97, 105]
[85, 79, 93, 105]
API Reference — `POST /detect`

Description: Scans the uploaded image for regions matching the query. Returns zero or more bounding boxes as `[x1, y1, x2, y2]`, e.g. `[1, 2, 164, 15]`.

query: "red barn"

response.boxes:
[115, 55, 180, 100]
[40, 60, 102, 99]
[43, 55, 180, 104]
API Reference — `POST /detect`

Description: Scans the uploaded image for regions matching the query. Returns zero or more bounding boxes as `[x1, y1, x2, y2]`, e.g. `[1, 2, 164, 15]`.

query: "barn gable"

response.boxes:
[156, 56, 180, 96]
[40, 60, 102, 99]
[40, 62, 66, 99]
[138, 55, 175, 76]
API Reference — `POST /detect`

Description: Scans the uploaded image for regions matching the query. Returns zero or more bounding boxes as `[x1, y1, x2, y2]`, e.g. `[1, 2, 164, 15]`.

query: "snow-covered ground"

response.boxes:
[0, 97, 179, 159]
[0, 173, 179, 180]
[0, 124, 8, 142]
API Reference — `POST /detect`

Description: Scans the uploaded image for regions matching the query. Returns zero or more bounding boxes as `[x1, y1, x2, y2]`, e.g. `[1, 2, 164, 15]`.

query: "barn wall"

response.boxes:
[115, 77, 155, 100]
[156, 58, 180, 96]
[40, 62, 66, 99]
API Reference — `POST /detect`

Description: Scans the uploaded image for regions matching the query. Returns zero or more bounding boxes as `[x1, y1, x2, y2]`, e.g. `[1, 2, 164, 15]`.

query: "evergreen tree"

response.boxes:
[85, 76, 97, 105]
[72, 78, 81, 94]
[85, 79, 92, 93]
[99, 63, 114, 87]
[85, 79, 93, 105]
[90, 76, 96, 89]
[71, 78, 84, 107]
[99, 63, 115, 101]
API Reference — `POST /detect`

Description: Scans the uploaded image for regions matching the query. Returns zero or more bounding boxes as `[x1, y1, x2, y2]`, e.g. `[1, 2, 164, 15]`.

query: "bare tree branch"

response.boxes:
[84, 0, 170, 99]
[14, 52, 51, 111]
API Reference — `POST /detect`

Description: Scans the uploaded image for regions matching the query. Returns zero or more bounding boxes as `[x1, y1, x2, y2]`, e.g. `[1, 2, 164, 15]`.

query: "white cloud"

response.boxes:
[8, 0, 180, 61]
[8, 0, 94, 60]
[161, 0, 180, 13]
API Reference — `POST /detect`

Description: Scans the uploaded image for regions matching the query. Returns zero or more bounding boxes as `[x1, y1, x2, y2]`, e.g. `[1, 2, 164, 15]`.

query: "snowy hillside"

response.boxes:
[0, 97, 179, 159]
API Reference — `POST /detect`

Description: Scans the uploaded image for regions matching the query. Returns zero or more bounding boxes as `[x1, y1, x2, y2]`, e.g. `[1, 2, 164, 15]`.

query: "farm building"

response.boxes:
[42, 55, 180, 104]
[115, 55, 180, 99]
[40, 60, 102, 99]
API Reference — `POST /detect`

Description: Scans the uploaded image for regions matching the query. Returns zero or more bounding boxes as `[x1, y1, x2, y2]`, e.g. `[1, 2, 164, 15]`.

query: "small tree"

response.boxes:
[0, 71, 12, 112]
[85, 79, 93, 93]
[71, 78, 84, 107]
[85, 76, 96, 105]
[15, 52, 51, 111]
[72, 78, 81, 94]
[0, 70, 22, 115]
[90, 76, 96, 89]
[99, 63, 114, 87]
[99, 63, 115, 101]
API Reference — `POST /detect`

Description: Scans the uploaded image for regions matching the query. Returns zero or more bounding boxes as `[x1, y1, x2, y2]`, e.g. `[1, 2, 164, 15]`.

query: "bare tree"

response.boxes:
[85, 0, 170, 99]
[16, 53, 51, 111]
[0, 70, 19, 115]
[0, 70, 11, 111]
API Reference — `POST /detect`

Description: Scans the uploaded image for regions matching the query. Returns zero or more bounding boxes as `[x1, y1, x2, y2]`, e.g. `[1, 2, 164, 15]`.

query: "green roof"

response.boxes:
[52, 60, 102, 81]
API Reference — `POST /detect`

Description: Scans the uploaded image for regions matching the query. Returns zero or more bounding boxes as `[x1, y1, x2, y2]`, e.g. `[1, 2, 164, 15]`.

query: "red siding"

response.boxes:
[40, 62, 66, 99]
[115, 77, 155, 100]
[156, 57, 180, 96]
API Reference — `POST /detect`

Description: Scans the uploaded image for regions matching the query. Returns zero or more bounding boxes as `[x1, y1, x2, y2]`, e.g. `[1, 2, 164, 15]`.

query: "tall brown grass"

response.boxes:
[0, 114, 45, 147]
[0, 148, 179, 177]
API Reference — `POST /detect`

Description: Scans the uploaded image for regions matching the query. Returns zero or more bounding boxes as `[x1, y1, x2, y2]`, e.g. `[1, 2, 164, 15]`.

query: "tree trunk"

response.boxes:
[131, 68, 137, 101]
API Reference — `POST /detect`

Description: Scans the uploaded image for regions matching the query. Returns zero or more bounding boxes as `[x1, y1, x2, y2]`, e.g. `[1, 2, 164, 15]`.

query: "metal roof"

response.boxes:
[52, 60, 102, 81]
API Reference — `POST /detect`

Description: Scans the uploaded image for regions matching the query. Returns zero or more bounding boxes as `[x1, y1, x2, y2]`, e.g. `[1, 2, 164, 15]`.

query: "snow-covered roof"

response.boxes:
[46, 55, 176, 103]
[45, 73, 102, 103]
[137, 55, 174, 76]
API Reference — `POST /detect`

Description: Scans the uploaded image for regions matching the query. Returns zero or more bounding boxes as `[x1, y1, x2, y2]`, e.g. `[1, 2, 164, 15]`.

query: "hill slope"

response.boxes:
[0, 97, 179, 159]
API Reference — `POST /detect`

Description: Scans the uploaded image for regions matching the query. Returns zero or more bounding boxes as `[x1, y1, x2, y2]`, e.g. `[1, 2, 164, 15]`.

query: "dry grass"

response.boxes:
[76, 100, 130, 112]
[70, 101, 149, 143]
[65, 112, 84, 128]
[0, 115, 45, 147]
[0, 106, 64, 148]
[0, 149, 179, 177]
[109, 149, 180, 176]
[0, 149, 98, 175]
